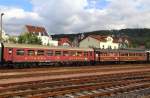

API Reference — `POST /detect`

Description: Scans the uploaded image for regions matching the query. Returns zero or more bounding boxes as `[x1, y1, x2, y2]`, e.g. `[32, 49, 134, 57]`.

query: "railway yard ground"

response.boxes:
[0, 64, 149, 98]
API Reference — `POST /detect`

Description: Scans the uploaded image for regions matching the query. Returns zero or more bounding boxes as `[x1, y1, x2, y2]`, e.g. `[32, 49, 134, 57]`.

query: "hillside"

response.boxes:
[52, 28, 150, 49]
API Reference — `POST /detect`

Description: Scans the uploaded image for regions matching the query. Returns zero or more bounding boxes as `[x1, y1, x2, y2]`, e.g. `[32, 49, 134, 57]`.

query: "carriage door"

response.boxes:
[95, 51, 100, 61]
[7, 48, 13, 62]
[147, 52, 149, 62]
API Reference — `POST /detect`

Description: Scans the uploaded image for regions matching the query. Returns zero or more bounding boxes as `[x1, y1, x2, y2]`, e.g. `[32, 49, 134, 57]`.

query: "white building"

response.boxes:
[0, 29, 9, 41]
[38, 33, 58, 46]
[79, 35, 119, 49]
[24, 25, 58, 46]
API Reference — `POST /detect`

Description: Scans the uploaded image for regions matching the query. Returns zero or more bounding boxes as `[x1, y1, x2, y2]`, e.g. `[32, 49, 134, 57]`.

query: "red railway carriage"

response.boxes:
[3, 43, 94, 64]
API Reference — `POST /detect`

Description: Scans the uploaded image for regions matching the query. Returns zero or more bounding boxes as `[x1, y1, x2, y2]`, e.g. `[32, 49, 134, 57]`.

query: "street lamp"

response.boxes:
[0, 13, 4, 41]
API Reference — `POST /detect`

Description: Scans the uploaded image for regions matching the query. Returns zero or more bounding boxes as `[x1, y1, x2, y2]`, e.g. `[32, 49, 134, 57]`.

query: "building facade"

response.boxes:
[1, 29, 9, 41]
[79, 35, 119, 49]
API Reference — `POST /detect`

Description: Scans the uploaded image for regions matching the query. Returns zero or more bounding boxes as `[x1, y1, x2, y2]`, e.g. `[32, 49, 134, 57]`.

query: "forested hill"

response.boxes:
[52, 28, 150, 48]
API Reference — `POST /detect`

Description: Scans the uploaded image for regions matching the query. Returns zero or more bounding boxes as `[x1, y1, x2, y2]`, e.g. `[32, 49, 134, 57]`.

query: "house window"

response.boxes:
[108, 46, 112, 49]
[102, 45, 105, 49]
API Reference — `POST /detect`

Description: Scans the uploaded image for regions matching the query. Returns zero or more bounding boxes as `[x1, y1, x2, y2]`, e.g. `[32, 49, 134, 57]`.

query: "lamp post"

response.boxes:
[0, 13, 4, 41]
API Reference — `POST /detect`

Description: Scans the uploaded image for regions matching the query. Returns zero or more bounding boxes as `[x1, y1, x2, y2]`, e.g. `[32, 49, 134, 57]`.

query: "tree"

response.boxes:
[8, 36, 17, 43]
[18, 33, 42, 45]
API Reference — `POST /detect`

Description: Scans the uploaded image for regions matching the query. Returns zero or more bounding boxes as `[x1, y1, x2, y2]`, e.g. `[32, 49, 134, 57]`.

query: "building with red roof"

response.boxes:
[25, 25, 49, 36]
[24, 25, 58, 46]
[79, 35, 119, 49]
[58, 38, 71, 47]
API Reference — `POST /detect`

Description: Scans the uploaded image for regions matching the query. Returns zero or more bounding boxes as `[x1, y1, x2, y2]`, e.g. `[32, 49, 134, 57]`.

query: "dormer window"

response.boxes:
[107, 37, 113, 42]
[39, 32, 41, 36]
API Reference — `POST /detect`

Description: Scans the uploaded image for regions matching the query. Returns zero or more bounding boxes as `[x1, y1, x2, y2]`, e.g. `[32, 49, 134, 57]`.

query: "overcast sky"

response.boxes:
[0, 0, 150, 35]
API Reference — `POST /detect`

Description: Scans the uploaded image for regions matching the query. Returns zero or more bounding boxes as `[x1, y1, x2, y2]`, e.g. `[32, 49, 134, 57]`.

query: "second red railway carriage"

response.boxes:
[94, 48, 147, 63]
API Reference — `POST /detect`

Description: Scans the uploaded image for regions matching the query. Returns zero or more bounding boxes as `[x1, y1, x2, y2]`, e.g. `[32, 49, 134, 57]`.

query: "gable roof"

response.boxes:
[58, 38, 71, 45]
[88, 35, 118, 43]
[25, 25, 48, 36]
[89, 35, 107, 41]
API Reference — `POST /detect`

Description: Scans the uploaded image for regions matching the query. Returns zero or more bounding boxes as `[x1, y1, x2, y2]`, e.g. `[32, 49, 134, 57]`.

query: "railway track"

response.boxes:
[0, 65, 149, 98]
[0, 64, 149, 80]
[0, 71, 149, 97]
[0, 63, 148, 73]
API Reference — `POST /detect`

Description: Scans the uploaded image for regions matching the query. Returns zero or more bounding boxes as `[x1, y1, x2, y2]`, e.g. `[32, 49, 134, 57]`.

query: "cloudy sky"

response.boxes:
[0, 0, 150, 35]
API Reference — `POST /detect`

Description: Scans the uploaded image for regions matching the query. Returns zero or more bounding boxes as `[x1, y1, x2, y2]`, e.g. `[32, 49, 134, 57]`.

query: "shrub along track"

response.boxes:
[0, 64, 149, 98]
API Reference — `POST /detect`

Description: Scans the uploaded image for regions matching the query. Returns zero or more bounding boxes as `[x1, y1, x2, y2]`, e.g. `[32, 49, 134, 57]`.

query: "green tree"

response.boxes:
[8, 36, 17, 43]
[18, 33, 42, 45]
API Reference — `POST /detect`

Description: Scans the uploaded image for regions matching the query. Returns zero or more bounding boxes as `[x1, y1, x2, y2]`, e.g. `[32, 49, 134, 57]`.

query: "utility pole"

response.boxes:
[0, 13, 4, 41]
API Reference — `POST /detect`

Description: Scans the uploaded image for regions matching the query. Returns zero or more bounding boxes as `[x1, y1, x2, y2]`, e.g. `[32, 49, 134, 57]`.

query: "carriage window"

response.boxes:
[120, 53, 124, 56]
[106, 52, 109, 56]
[100, 52, 103, 56]
[37, 50, 44, 55]
[102, 52, 108, 56]
[137, 53, 143, 56]
[47, 50, 53, 56]
[140, 53, 144, 56]
[63, 51, 69, 56]
[77, 52, 82, 56]
[70, 51, 76, 56]
[16, 49, 24, 56]
[141, 53, 144, 56]
[55, 51, 61, 56]
[125, 53, 129, 56]
[28, 50, 35, 56]
[109, 52, 114, 56]
[121, 53, 128, 56]
[101, 52, 103, 56]
[129, 53, 135, 56]
[114, 53, 118, 56]
[130, 53, 135, 56]
[84, 52, 88, 56]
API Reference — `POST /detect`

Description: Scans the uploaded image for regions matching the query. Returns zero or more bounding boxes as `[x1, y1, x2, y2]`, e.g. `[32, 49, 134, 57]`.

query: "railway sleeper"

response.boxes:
[24, 80, 150, 98]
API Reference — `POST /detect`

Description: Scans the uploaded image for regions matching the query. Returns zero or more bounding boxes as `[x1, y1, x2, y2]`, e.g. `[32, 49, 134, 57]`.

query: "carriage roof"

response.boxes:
[3, 43, 93, 51]
[94, 48, 146, 53]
